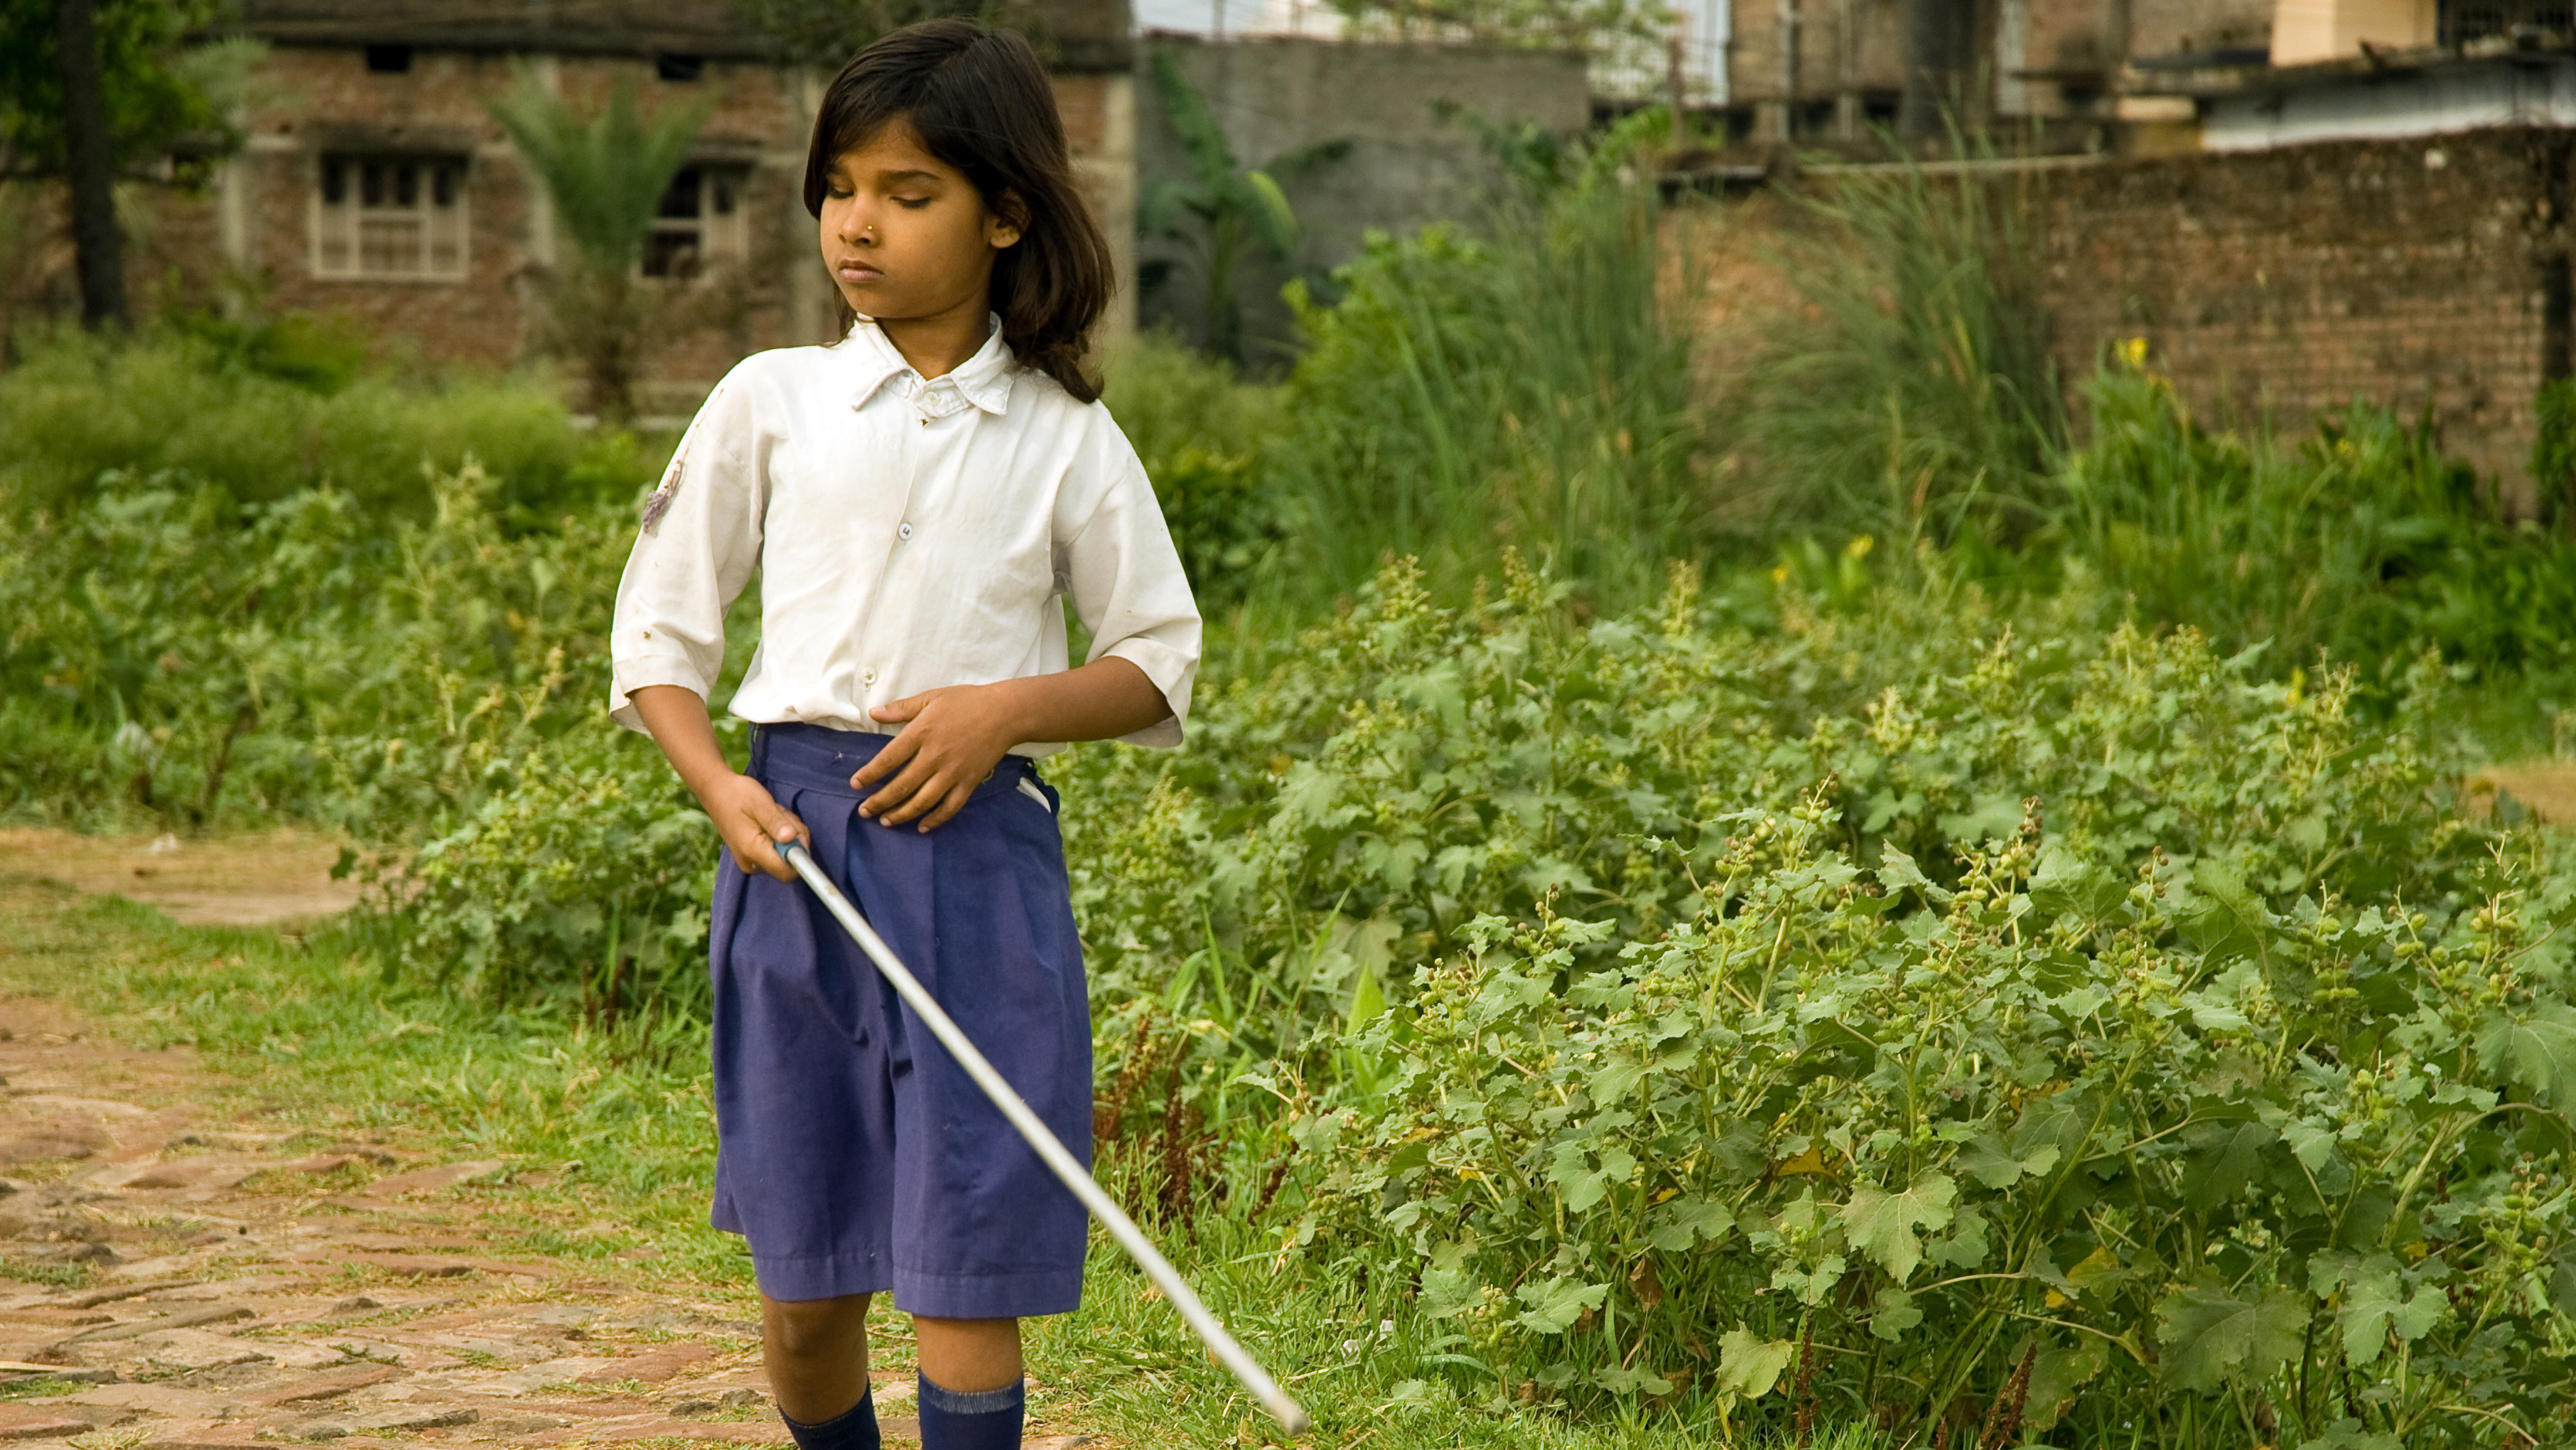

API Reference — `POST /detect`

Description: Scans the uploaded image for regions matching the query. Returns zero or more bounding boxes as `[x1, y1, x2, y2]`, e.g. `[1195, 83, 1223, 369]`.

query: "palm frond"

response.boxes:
[484, 66, 711, 276]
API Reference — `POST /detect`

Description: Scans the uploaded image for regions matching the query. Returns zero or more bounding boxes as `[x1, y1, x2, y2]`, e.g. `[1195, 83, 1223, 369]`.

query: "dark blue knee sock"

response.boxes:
[781, 1387, 880, 1450]
[917, 1371, 1024, 1450]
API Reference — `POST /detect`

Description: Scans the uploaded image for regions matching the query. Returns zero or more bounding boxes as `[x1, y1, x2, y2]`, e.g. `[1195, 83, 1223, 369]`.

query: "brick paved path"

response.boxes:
[0, 997, 1089, 1449]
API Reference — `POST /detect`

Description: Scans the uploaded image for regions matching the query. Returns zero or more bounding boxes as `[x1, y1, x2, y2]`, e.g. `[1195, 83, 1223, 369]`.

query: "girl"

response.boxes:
[608, 21, 1200, 1450]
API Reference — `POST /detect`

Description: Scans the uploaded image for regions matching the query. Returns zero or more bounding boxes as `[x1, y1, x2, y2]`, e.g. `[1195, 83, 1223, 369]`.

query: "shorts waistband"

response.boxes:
[748, 721, 1038, 800]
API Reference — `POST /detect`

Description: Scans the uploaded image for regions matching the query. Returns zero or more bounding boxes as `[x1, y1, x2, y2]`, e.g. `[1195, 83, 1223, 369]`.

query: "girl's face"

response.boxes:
[817, 117, 1023, 327]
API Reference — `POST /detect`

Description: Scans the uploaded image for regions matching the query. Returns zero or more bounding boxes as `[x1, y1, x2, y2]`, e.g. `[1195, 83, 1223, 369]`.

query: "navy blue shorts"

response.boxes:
[706, 721, 1092, 1316]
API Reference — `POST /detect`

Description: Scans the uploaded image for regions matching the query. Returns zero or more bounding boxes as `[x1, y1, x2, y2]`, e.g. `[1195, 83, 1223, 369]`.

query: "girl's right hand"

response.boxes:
[706, 772, 811, 881]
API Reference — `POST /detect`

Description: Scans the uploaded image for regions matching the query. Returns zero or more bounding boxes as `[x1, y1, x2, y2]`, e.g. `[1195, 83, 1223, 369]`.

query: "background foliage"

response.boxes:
[16, 102, 2576, 1450]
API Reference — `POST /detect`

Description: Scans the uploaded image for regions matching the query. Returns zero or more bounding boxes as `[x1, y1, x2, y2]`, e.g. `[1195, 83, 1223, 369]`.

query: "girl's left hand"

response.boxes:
[852, 683, 1023, 831]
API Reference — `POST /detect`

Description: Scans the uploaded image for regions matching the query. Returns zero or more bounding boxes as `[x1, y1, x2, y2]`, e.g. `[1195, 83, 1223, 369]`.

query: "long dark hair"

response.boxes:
[803, 19, 1115, 404]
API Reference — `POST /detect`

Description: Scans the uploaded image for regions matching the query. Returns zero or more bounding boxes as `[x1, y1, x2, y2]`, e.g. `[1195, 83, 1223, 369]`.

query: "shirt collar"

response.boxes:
[842, 314, 1016, 417]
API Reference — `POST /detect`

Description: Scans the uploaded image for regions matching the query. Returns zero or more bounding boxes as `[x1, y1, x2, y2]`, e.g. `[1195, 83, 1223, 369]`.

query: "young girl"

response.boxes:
[609, 21, 1200, 1450]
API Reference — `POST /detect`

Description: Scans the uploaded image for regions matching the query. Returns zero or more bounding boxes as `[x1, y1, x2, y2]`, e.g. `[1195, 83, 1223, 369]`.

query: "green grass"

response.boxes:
[0, 876, 1883, 1449]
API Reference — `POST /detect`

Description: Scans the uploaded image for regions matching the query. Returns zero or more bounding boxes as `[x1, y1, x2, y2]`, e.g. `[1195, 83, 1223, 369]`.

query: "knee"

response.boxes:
[763, 1294, 869, 1359]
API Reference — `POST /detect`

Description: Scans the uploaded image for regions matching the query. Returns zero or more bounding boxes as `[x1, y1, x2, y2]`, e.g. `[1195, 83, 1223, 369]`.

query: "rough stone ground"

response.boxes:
[0, 835, 1094, 1450]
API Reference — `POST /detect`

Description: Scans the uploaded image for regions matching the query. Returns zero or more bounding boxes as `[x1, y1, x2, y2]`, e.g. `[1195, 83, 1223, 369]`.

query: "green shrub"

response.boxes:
[2035, 366, 2576, 675]
[0, 323, 656, 520]
[395, 732, 716, 1016]
[0, 462, 636, 832]
[1101, 331, 1285, 608]
[1055, 559, 2570, 1445]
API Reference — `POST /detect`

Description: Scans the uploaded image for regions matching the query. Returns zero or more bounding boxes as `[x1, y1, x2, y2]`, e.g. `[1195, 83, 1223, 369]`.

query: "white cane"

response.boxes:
[777, 839, 1310, 1436]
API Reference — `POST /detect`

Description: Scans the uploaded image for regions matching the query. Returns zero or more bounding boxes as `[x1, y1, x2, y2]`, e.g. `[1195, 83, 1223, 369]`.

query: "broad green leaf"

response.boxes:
[2154, 1276, 2305, 1392]
[1838, 1171, 1957, 1282]
[2063, 1244, 2130, 1299]
[1868, 1286, 1921, 1341]
[1646, 1196, 1735, 1252]
[1937, 790, 2025, 844]
[1589, 1365, 1674, 1395]
[1418, 1265, 1483, 1320]
[2474, 1003, 2576, 1107]
[2182, 1121, 2276, 1211]
[1511, 1276, 1607, 1336]
[2025, 1338, 2108, 1430]
[1877, 843, 1951, 903]
[1548, 1142, 1610, 1211]
[2320, 1254, 2444, 1364]
[2281, 1117, 2339, 1171]
[1712, 1327, 1798, 1400]
[1956, 1132, 2059, 1189]
[2030, 844, 2125, 918]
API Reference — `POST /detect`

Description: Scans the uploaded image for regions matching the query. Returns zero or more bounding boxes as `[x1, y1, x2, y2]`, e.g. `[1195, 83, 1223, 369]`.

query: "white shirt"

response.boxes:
[608, 319, 1201, 755]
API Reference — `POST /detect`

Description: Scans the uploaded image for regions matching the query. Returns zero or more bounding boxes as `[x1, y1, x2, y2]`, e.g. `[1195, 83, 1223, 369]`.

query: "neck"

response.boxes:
[876, 293, 993, 380]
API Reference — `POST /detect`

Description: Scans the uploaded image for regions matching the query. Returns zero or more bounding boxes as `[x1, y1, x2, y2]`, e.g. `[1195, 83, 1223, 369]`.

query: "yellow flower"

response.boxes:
[2120, 336, 2149, 370]
[1769, 565, 1789, 584]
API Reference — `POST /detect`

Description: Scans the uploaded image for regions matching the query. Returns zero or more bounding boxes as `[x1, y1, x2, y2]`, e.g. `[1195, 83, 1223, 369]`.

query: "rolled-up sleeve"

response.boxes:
[608, 376, 765, 733]
[1057, 425, 1202, 749]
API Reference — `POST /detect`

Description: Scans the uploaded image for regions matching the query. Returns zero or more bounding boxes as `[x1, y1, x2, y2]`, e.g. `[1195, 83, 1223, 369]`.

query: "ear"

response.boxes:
[986, 190, 1029, 250]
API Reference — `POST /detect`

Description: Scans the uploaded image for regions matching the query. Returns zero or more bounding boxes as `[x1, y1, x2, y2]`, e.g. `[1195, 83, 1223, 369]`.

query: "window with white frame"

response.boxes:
[314, 155, 468, 280]
[643, 165, 748, 279]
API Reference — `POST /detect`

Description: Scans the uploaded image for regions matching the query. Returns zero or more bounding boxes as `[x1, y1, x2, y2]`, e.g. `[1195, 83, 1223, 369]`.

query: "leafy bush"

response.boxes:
[0, 461, 635, 832]
[0, 323, 654, 520]
[1056, 559, 2574, 1446]
[396, 733, 716, 1016]
[2031, 366, 2576, 677]
[1101, 331, 1285, 608]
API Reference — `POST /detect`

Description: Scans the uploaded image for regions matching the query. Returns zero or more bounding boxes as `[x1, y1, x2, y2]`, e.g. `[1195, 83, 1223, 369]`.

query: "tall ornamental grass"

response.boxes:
[1718, 152, 2064, 547]
[1259, 112, 1708, 616]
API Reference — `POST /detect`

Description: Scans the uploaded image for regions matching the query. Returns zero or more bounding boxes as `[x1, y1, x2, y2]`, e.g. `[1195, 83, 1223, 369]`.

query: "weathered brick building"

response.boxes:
[1724, 0, 2276, 142]
[172, 0, 1136, 413]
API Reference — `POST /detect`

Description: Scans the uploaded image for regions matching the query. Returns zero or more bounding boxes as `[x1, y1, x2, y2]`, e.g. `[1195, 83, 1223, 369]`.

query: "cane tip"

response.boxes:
[1268, 1398, 1309, 1436]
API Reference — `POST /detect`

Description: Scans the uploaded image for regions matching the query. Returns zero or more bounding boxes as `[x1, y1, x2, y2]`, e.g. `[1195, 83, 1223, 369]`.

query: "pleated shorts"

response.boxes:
[706, 721, 1092, 1316]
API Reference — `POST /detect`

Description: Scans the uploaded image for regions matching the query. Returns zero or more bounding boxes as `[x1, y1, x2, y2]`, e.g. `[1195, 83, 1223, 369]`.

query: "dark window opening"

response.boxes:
[365, 44, 414, 73]
[657, 53, 705, 82]
[642, 164, 748, 278]
[322, 158, 345, 205]
[657, 166, 704, 220]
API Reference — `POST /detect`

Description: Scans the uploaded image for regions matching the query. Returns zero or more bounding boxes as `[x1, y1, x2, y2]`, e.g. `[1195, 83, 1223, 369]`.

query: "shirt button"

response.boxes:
[898, 522, 914, 540]
[863, 669, 878, 686]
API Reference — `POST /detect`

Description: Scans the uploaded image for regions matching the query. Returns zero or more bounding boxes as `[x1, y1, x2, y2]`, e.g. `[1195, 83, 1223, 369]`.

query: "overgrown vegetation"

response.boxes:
[15, 107, 2576, 1450]
[1058, 557, 2576, 1445]
[1257, 108, 1706, 616]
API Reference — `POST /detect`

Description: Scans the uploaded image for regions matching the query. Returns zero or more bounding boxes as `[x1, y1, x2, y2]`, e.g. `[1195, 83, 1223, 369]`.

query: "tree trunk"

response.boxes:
[55, 0, 127, 330]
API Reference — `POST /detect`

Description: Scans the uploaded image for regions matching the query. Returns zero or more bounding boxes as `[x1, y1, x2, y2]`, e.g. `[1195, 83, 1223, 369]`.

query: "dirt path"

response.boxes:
[0, 853, 1094, 1450]
[0, 831, 362, 928]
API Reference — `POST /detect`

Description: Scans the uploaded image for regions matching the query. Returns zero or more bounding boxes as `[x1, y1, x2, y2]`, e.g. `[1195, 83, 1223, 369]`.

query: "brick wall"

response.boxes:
[1693, 128, 2572, 492]
[2030, 129, 2570, 488]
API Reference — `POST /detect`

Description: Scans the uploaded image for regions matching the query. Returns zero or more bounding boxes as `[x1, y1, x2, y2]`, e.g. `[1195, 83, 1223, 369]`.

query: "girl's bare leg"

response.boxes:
[912, 1316, 1022, 1392]
[761, 1291, 874, 1424]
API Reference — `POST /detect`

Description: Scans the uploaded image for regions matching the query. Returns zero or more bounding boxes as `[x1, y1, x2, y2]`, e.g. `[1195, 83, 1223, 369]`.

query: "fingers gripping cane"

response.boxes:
[777, 839, 1310, 1436]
